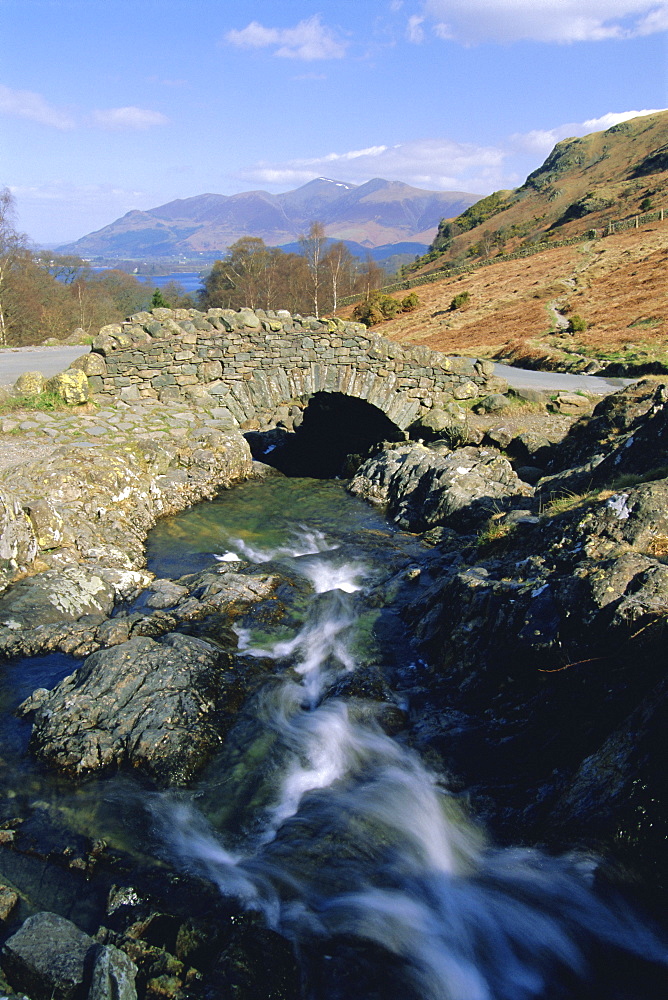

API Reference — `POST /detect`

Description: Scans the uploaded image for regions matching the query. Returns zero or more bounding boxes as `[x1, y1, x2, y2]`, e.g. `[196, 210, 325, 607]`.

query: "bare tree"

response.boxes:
[323, 241, 356, 313]
[356, 253, 384, 301]
[299, 221, 327, 319]
[0, 187, 30, 346]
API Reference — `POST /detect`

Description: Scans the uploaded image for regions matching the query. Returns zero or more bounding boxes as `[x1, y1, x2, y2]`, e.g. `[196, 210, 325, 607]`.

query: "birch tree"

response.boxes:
[299, 221, 327, 319]
[0, 187, 30, 346]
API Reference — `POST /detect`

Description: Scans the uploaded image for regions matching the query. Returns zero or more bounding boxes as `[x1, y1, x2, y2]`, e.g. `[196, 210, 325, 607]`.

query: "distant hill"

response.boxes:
[412, 110, 668, 273]
[277, 238, 429, 274]
[57, 177, 477, 259]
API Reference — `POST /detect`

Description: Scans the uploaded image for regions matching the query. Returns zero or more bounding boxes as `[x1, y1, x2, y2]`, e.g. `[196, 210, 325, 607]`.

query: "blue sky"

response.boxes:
[1, 0, 666, 244]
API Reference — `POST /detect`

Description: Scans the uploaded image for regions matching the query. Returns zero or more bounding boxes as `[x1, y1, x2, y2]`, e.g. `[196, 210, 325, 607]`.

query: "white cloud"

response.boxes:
[582, 108, 667, 128]
[0, 83, 74, 129]
[91, 106, 169, 130]
[238, 137, 508, 193]
[512, 107, 667, 154]
[420, 0, 668, 44]
[224, 15, 347, 60]
[407, 14, 426, 41]
[236, 108, 667, 198]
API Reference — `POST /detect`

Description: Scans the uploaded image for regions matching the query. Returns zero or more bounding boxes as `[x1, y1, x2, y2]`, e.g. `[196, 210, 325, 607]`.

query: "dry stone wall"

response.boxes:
[81, 307, 503, 431]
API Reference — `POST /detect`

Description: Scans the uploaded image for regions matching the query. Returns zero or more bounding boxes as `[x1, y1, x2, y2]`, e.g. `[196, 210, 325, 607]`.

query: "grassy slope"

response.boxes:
[412, 110, 668, 271]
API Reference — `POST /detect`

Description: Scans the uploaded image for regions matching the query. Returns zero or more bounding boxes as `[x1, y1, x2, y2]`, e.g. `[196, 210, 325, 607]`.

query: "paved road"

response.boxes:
[0, 346, 635, 396]
[0, 346, 88, 387]
[493, 362, 634, 395]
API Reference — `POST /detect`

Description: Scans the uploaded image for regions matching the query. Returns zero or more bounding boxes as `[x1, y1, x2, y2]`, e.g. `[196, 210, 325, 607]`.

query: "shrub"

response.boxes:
[352, 292, 402, 327]
[449, 291, 471, 311]
[568, 314, 587, 333]
[401, 292, 420, 312]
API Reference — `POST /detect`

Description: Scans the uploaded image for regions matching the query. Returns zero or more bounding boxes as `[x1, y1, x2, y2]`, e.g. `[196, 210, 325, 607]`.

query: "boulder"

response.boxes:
[69, 353, 107, 377]
[349, 443, 532, 532]
[14, 371, 46, 395]
[88, 944, 137, 1000]
[509, 386, 548, 405]
[2, 911, 94, 1000]
[475, 393, 510, 413]
[20, 633, 239, 784]
[0, 565, 117, 629]
[546, 379, 665, 474]
[236, 308, 262, 330]
[24, 498, 70, 550]
[46, 369, 89, 405]
[0, 885, 19, 922]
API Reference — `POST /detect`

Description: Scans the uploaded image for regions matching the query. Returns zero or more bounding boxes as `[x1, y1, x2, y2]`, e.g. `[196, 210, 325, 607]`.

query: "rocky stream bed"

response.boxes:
[0, 379, 667, 999]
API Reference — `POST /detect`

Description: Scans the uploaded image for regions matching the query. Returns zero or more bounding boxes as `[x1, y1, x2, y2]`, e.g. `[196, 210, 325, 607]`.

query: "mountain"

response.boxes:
[56, 178, 477, 259]
[415, 110, 668, 272]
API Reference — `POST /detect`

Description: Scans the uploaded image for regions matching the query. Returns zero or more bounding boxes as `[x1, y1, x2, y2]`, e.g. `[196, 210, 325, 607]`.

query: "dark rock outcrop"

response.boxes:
[349, 442, 532, 531]
[19, 633, 242, 785]
[2, 911, 138, 1000]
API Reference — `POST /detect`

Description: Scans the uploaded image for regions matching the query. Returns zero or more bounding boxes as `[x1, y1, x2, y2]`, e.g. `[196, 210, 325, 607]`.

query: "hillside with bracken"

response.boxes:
[345, 112, 668, 376]
[409, 109, 668, 272]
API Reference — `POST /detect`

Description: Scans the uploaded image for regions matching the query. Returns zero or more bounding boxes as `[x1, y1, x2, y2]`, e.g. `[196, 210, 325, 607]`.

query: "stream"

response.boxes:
[1, 475, 667, 998]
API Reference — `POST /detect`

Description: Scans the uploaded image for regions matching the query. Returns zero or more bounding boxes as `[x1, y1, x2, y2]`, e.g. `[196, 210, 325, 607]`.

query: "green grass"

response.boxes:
[475, 517, 517, 550]
[610, 466, 668, 488]
[0, 391, 71, 415]
[539, 490, 603, 517]
[627, 317, 663, 329]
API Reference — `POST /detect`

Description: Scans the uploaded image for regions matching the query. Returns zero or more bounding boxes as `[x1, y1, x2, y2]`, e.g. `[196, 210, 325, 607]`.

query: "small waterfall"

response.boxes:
[153, 527, 667, 999]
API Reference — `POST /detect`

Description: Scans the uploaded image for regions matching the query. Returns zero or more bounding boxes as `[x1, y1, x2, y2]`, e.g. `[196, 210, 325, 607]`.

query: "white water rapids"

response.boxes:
[153, 528, 667, 999]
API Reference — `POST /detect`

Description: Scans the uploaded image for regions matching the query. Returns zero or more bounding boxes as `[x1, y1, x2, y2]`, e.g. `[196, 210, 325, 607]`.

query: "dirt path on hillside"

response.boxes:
[366, 225, 668, 364]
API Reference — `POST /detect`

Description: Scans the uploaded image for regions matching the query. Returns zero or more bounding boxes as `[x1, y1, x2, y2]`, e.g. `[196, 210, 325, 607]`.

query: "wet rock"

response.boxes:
[2, 910, 94, 1000]
[403, 449, 668, 876]
[144, 579, 189, 609]
[210, 916, 301, 1000]
[349, 442, 532, 532]
[0, 885, 19, 922]
[88, 944, 138, 1000]
[20, 633, 243, 785]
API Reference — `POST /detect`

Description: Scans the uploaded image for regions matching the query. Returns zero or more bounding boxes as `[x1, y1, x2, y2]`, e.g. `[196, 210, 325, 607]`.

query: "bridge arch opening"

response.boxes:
[246, 391, 405, 479]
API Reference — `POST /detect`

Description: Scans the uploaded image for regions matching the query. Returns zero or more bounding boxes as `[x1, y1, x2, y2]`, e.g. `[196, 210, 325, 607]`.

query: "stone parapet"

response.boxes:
[85, 308, 499, 430]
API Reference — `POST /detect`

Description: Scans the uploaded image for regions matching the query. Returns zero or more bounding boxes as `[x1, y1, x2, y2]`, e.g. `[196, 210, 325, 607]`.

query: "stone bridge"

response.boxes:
[79, 307, 504, 432]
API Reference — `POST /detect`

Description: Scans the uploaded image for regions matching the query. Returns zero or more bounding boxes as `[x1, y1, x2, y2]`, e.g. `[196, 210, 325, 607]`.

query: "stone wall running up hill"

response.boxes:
[77, 307, 503, 431]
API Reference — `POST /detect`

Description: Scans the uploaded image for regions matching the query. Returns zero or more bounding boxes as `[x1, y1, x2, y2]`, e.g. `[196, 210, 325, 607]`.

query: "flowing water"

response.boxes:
[1, 476, 666, 995]
[145, 478, 667, 999]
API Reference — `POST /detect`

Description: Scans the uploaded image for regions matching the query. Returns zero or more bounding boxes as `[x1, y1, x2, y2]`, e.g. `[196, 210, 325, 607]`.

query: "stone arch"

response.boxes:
[219, 364, 422, 432]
